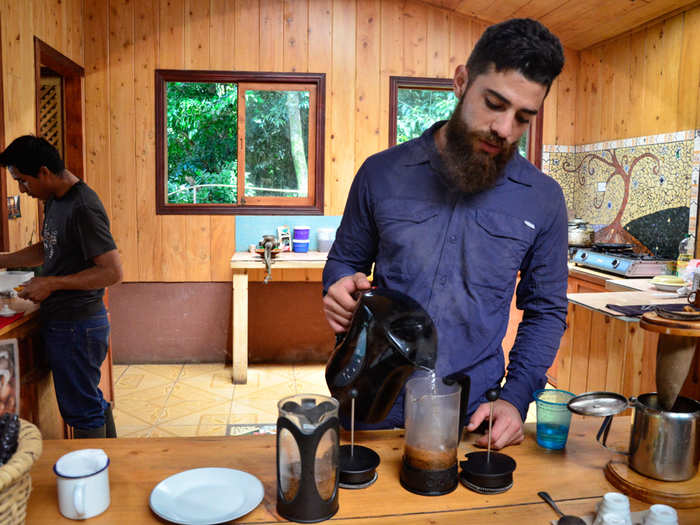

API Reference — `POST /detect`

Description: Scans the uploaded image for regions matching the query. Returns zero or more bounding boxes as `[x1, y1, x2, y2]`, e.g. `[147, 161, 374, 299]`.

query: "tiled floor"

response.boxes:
[113, 363, 330, 438]
[113, 363, 540, 438]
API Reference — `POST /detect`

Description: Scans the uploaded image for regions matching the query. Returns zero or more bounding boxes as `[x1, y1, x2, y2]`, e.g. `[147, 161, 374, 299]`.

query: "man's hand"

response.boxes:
[466, 399, 524, 450]
[323, 273, 371, 333]
[18, 276, 56, 303]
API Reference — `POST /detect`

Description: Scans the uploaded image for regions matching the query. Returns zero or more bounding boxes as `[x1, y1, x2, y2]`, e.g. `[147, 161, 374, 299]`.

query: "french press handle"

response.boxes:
[443, 372, 471, 443]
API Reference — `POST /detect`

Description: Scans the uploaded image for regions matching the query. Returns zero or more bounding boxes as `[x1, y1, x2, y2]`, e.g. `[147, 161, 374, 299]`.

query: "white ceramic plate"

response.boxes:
[149, 467, 264, 525]
[652, 283, 683, 292]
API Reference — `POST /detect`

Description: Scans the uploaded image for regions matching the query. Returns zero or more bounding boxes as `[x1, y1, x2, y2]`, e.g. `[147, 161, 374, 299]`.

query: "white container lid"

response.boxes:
[292, 239, 310, 243]
[293, 225, 310, 230]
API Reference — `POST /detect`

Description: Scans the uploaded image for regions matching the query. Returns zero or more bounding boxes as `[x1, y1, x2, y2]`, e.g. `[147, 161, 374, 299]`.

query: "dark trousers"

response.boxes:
[41, 309, 110, 429]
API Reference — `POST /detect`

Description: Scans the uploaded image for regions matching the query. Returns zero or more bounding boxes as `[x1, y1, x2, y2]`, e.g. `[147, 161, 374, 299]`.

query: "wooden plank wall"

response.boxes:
[73, 0, 577, 283]
[572, 6, 700, 253]
[3, 2, 699, 282]
[556, 303, 658, 398]
[0, 0, 83, 252]
[574, 6, 700, 145]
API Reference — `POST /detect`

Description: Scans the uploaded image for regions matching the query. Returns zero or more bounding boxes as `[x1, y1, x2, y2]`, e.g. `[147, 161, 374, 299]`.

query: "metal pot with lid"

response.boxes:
[568, 391, 700, 481]
[567, 218, 594, 247]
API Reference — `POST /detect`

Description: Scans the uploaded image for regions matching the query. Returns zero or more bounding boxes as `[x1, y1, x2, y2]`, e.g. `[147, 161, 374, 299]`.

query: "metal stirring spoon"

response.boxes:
[538, 491, 586, 525]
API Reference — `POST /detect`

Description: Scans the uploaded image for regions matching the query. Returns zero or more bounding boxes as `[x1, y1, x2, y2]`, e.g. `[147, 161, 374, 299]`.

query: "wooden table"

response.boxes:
[229, 251, 327, 383]
[25, 419, 699, 523]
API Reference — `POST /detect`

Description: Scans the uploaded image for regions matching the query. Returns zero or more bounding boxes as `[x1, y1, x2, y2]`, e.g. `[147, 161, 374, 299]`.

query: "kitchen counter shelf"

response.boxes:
[24, 418, 699, 523]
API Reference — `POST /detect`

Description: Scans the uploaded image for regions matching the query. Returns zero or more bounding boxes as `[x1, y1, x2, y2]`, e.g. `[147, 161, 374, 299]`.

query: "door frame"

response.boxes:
[34, 37, 85, 180]
[0, 16, 8, 251]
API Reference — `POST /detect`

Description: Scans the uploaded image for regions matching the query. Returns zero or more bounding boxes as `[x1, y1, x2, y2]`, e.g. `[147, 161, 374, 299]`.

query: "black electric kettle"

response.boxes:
[325, 288, 437, 423]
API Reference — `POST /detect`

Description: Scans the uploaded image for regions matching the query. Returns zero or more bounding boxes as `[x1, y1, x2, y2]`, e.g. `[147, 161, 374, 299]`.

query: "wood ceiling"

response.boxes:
[421, 0, 700, 49]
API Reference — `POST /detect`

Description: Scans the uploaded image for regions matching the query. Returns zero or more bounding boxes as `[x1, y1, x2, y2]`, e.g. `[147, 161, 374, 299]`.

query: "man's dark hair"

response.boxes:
[0, 135, 65, 177]
[466, 18, 564, 91]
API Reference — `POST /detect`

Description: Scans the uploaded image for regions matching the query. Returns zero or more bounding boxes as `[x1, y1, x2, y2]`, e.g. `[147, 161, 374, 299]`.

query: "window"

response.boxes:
[389, 76, 542, 168]
[390, 77, 456, 146]
[155, 70, 325, 215]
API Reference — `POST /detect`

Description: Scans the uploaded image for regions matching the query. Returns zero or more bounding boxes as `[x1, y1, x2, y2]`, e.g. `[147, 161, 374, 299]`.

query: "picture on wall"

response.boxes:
[0, 339, 19, 416]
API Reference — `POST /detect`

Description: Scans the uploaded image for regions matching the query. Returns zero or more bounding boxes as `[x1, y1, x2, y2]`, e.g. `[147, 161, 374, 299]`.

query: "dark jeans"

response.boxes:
[41, 309, 110, 429]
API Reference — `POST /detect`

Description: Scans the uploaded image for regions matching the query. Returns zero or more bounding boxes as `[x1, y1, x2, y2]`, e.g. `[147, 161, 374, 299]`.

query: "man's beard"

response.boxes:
[439, 96, 516, 194]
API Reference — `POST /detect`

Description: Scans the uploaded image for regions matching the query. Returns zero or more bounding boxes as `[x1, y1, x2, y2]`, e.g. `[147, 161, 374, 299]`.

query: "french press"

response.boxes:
[277, 394, 339, 523]
[400, 370, 470, 496]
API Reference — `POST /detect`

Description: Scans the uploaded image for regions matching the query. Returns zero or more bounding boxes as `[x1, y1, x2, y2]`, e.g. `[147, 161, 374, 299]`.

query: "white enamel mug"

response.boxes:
[53, 449, 110, 520]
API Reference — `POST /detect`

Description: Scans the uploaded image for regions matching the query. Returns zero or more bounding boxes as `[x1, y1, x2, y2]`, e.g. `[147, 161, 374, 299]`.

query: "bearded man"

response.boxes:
[322, 18, 568, 449]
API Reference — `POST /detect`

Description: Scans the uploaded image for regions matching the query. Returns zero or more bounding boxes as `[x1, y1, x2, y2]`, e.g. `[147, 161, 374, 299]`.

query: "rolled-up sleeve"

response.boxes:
[322, 163, 379, 292]
[499, 187, 569, 419]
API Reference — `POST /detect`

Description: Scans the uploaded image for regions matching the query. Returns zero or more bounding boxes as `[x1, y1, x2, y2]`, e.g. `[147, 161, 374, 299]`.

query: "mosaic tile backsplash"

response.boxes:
[543, 130, 700, 258]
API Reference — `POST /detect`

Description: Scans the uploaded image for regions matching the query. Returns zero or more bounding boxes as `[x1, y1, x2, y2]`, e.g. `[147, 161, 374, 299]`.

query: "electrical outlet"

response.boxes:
[597, 182, 606, 192]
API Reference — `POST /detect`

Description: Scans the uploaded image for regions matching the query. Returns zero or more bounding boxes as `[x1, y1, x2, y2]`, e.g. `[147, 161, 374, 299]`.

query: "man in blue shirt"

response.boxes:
[323, 19, 568, 449]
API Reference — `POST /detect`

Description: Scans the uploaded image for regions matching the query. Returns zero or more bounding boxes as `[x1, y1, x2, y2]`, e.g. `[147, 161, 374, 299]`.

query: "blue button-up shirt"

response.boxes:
[323, 122, 569, 420]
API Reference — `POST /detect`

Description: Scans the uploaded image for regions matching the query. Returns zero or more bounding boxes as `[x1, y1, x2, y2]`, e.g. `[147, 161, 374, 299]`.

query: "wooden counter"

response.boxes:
[568, 290, 686, 317]
[229, 251, 327, 384]
[24, 418, 698, 523]
[0, 298, 66, 439]
[568, 263, 618, 290]
[557, 267, 695, 398]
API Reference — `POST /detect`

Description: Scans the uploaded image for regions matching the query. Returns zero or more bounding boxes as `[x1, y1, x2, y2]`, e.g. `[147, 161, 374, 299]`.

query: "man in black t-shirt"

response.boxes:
[0, 136, 122, 438]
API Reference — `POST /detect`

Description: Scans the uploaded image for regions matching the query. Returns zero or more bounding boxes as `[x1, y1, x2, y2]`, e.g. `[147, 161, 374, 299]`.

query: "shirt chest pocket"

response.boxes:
[465, 209, 536, 290]
[374, 199, 439, 280]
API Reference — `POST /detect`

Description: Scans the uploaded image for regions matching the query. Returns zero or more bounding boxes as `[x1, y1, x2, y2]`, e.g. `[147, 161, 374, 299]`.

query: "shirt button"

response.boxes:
[439, 276, 447, 285]
[448, 235, 456, 243]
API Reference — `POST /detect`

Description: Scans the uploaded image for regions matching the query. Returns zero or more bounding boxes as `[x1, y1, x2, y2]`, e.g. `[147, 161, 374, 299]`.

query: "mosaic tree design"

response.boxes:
[563, 150, 660, 251]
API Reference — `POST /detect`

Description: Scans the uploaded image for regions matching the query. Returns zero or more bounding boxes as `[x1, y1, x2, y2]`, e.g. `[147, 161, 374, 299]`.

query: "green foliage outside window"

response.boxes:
[245, 90, 310, 198]
[517, 130, 529, 158]
[397, 88, 457, 144]
[396, 86, 530, 159]
[167, 82, 238, 204]
[166, 83, 310, 204]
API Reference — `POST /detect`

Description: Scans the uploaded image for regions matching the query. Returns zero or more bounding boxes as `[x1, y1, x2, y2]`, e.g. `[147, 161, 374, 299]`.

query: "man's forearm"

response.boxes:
[49, 264, 121, 292]
[0, 243, 44, 268]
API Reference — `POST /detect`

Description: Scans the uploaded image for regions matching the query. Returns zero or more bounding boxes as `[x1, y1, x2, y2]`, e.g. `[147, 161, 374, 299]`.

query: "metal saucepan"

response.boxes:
[568, 391, 700, 481]
[567, 219, 594, 247]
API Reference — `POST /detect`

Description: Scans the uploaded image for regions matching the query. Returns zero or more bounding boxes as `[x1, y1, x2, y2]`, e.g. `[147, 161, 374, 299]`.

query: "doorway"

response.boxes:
[34, 38, 85, 180]
[33, 38, 85, 236]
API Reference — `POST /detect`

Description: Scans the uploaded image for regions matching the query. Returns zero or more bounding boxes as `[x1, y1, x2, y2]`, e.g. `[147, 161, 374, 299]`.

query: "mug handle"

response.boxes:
[73, 481, 86, 517]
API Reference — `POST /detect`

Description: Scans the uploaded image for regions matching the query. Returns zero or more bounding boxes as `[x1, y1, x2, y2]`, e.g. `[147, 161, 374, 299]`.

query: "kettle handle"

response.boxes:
[595, 414, 630, 456]
[443, 373, 470, 443]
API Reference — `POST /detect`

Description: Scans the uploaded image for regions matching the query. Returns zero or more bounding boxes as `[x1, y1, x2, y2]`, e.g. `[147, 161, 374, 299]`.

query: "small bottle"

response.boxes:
[676, 234, 692, 277]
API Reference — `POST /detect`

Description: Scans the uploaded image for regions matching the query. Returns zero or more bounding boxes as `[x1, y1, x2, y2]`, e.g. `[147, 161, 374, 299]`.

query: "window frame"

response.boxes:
[388, 75, 543, 169]
[155, 69, 325, 215]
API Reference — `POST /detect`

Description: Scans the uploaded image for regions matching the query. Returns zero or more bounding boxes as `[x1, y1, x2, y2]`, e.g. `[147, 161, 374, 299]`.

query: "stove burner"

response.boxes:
[572, 245, 674, 277]
[590, 243, 636, 254]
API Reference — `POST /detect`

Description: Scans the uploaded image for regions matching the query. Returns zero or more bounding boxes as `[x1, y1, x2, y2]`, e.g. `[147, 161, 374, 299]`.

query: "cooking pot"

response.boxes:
[568, 218, 594, 247]
[568, 392, 700, 481]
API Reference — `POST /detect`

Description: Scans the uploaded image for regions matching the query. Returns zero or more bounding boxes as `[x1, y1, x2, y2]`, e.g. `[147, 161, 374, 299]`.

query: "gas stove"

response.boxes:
[571, 244, 675, 277]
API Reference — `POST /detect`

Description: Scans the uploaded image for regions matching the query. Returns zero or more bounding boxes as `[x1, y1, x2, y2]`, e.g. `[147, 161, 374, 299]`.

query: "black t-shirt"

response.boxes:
[40, 181, 117, 320]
